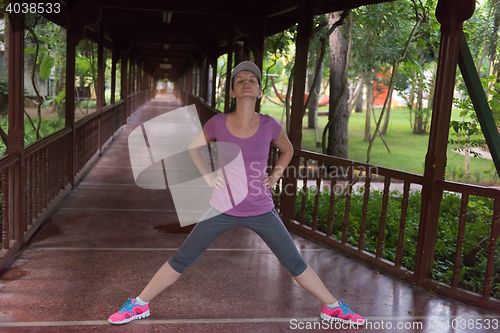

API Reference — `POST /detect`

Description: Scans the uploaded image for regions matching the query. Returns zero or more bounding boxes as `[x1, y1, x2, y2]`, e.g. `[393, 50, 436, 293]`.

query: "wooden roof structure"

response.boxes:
[4, 0, 499, 314]
[46, 0, 392, 81]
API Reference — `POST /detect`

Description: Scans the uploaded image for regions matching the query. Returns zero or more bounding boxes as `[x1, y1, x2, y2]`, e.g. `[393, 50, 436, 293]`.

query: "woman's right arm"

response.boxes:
[188, 129, 224, 189]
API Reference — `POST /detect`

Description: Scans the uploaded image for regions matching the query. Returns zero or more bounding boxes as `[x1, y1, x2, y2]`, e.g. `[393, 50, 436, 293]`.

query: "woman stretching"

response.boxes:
[108, 61, 365, 326]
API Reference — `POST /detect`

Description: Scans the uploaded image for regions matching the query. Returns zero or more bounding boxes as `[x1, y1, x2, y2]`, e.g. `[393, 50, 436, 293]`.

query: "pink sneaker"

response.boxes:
[108, 298, 150, 324]
[320, 299, 365, 325]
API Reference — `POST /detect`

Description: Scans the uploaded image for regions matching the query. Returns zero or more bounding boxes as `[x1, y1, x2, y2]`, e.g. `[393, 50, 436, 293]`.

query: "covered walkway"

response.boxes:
[0, 95, 497, 332]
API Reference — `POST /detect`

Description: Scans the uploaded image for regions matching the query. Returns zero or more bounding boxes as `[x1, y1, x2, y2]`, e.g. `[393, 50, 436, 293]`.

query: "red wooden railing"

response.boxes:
[423, 180, 500, 310]
[0, 154, 21, 252]
[24, 127, 72, 237]
[271, 148, 424, 283]
[268, 147, 500, 312]
[0, 89, 152, 269]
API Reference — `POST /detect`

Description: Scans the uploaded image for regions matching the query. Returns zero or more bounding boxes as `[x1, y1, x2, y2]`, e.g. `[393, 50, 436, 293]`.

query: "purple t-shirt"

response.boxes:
[203, 113, 282, 216]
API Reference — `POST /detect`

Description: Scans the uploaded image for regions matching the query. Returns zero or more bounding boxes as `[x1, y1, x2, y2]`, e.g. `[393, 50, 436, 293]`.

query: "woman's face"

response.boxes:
[231, 70, 261, 100]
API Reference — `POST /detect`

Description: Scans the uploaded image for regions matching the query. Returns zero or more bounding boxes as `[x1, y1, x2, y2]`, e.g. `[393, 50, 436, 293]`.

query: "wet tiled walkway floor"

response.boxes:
[0, 94, 498, 332]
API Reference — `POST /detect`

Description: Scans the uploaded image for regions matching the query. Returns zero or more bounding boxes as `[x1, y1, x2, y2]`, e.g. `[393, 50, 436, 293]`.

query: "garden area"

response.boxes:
[260, 102, 499, 186]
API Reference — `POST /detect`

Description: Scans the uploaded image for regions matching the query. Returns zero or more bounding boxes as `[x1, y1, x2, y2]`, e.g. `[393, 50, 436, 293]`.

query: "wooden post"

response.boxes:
[96, 28, 104, 110]
[195, 66, 199, 97]
[243, 38, 251, 61]
[234, 14, 267, 112]
[414, 0, 475, 285]
[234, 41, 244, 65]
[280, 0, 320, 224]
[187, 67, 190, 96]
[224, 30, 233, 113]
[120, 52, 128, 125]
[252, 36, 264, 114]
[201, 56, 209, 101]
[111, 48, 117, 135]
[65, 24, 78, 187]
[129, 60, 134, 115]
[140, 62, 144, 103]
[96, 28, 104, 152]
[211, 58, 217, 107]
[7, 12, 25, 245]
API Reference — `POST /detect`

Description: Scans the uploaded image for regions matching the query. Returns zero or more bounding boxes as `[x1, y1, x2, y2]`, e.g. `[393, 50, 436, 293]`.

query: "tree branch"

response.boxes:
[366, 16, 423, 163]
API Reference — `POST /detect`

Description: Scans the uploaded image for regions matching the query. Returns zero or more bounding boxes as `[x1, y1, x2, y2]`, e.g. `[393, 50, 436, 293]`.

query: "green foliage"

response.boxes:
[295, 186, 421, 270]
[294, 186, 500, 299]
[449, 74, 500, 174]
[0, 117, 64, 156]
[261, 103, 499, 185]
[0, 76, 8, 117]
[24, 46, 49, 55]
[39, 55, 54, 80]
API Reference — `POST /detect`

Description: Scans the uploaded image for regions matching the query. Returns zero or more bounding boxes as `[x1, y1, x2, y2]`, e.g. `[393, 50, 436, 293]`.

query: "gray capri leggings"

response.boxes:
[168, 206, 308, 277]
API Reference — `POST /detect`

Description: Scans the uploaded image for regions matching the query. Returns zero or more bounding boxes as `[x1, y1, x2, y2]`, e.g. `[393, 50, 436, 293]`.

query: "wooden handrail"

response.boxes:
[295, 149, 424, 183]
[436, 179, 500, 198]
[102, 104, 114, 113]
[25, 127, 72, 157]
[0, 153, 21, 170]
[74, 101, 122, 129]
[75, 107, 102, 128]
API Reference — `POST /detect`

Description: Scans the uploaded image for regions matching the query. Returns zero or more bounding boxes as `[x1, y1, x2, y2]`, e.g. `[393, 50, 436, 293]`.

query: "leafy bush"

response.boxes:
[0, 76, 8, 117]
[294, 186, 500, 299]
[0, 117, 65, 156]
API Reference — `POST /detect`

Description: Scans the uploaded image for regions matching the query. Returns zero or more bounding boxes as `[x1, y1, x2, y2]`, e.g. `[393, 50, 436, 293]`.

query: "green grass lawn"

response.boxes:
[260, 102, 499, 185]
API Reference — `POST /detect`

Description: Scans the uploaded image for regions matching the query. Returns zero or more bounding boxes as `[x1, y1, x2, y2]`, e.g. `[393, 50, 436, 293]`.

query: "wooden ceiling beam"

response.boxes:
[99, 0, 234, 15]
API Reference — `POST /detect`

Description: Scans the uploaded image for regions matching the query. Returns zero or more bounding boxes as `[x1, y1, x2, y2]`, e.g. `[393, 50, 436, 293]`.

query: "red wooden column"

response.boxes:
[138, 63, 142, 105]
[96, 29, 105, 110]
[120, 52, 128, 125]
[184, 67, 191, 98]
[200, 56, 209, 101]
[194, 66, 198, 97]
[140, 62, 144, 104]
[243, 39, 251, 61]
[234, 41, 244, 65]
[211, 58, 217, 107]
[7, 12, 25, 245]
[252, 35, 264, 113]
[224, 29, 233, 113]
[65, 24, 79, 187]
[96, 28, 105, 151]
[190, 66, 194, 96]
[181, 72, 188, 105]
[280, 0, 321, 224]
[110, 48, 118, 134]
[414, 0, 475, 285]
[192, 66, 195, 96]
[129, 60, 134, 114]
[234, 14, 266, 113]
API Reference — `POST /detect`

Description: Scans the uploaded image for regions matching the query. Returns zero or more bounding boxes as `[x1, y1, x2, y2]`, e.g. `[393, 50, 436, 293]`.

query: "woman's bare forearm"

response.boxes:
[189, 147, 215, 185]
[268, 149, 293, 187]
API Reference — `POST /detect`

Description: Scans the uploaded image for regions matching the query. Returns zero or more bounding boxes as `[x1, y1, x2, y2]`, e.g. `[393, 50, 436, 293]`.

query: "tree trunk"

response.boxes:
[355, 72, 364, 113]
[364, 78, 372, 142]
[413, 74, 424, 134]
[423, 71, 436, 132]
[308, 59, 322, 129]
[408, 80, 415, 129]
[284, 66, 294, 134]
[381, 90, 392, 135]
[327, 12, 350, 158]
[489, 1, 500, 78]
